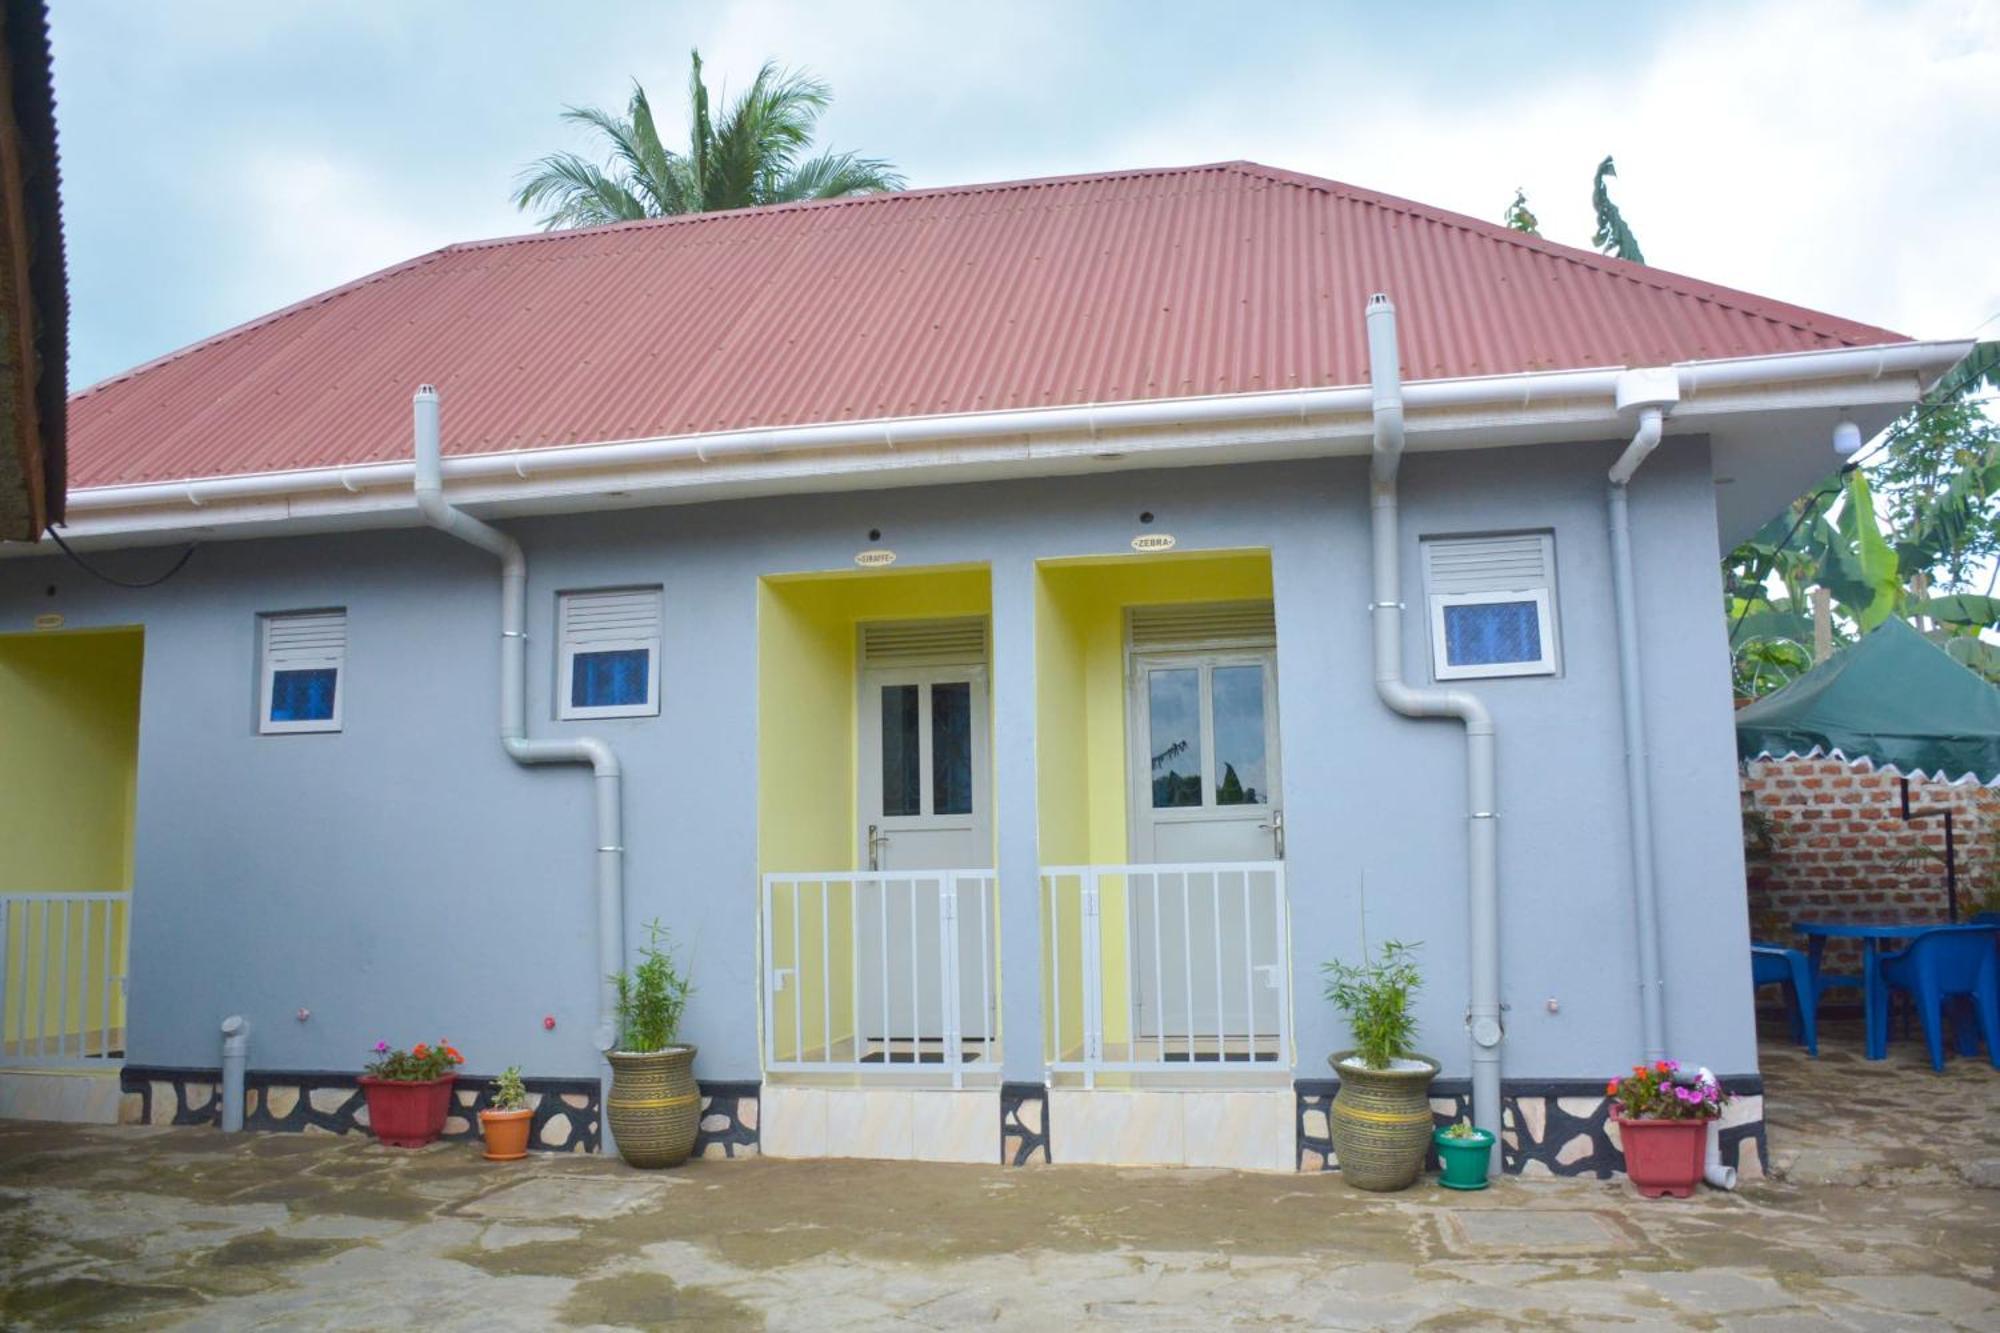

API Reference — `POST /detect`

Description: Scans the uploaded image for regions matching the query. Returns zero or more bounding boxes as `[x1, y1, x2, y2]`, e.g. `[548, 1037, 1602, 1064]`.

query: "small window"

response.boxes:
[558, 588, 661, 719]
[1422, 533, 1559, 680]
[260, 610, 346, 734]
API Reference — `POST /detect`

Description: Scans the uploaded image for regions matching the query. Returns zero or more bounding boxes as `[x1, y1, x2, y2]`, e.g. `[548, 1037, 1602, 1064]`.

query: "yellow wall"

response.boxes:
[1034, 552, 1273, 1061]
[0, 627, 144, 1048]
[756, 567, 990, 1061]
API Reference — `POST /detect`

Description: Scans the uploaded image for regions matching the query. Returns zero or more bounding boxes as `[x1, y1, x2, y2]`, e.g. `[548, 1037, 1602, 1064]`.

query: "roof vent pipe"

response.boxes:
[1364, 294, 1504, 1171]
[413, 386, 627, 1147]
[1607, 369, 1680, 1061]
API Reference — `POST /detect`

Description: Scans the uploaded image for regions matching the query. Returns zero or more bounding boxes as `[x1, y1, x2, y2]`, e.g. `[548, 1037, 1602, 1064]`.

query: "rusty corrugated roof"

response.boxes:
[68, 161, 1906, 490]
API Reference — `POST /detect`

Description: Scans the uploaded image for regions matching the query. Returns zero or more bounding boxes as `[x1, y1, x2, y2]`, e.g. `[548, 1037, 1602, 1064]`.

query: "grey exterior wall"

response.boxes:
[0, 438, 1757, 1084]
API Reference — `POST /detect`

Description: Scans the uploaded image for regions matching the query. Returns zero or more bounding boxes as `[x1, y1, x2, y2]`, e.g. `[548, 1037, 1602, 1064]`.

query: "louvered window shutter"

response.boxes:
[559, 587, 662, 718]
[860, 618, 987, 667]
[1128, 601, 1276, 650]
[1421, 533, 1559, 679]
[260, 609, 346, 733]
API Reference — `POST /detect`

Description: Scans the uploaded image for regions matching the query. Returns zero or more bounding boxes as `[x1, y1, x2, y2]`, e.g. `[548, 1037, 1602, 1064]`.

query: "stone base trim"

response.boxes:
[120, 1065, 609, 1153]
[1001, 1082, 1049, 1165]
[1296, 1076, 1767, 1179]
[696, 1080, 760, 1159]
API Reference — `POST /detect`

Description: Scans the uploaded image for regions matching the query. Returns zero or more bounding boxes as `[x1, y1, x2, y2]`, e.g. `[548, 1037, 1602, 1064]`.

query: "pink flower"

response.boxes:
[373, 1041, 390, 1053]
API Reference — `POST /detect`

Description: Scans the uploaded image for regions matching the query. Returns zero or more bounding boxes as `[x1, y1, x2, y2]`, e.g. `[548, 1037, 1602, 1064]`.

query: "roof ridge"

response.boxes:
[1223, 161, 1905, 345]
[435, 159, 1260, 255]
[69, 244, 459, 401]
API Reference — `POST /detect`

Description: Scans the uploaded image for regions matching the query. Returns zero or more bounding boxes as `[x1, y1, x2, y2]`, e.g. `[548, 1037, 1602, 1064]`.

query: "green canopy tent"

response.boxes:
[1736, 616, 2000, 919]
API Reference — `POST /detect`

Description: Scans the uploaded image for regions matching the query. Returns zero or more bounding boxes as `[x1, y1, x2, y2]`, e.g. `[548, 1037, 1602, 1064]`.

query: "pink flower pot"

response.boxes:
[1615, 1116, 1708, 1198]
[358, 1074, 456, 1148]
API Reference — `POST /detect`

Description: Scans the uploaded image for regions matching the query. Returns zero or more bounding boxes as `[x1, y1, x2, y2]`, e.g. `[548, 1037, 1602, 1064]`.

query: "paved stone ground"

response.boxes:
[1, 1022, 1994, 1330]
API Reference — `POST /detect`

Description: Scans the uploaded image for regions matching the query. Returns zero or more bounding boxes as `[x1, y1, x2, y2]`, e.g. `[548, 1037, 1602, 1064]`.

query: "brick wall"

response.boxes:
[1742, 757, 1998, 970]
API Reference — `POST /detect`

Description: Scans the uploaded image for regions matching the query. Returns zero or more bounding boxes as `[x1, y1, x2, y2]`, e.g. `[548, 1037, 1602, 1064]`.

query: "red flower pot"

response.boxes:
[358, 1074, 456, 1148]
[1615, 1116, 1709, 1198]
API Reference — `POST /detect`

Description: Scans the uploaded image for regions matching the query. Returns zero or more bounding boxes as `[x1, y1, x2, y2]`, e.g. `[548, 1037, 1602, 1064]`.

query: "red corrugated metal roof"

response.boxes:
[69, 161, 1906, 489]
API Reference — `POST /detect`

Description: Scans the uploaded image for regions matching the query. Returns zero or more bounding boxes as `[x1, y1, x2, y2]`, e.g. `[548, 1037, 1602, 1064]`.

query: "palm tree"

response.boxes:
[513, 49, 903, 229]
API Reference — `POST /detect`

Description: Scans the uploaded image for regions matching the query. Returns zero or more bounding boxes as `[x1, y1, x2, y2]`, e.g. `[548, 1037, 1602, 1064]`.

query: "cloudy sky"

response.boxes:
[51, 0, 2000, 389]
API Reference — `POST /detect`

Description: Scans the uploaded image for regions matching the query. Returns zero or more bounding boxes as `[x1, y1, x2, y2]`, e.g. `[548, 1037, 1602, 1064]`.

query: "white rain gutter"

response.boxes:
[1604, 369, 1680, 1062]
[1364, 294, 1504, 1169]
[52, 340, 1968, 533]
[412, 386, 626, 1144]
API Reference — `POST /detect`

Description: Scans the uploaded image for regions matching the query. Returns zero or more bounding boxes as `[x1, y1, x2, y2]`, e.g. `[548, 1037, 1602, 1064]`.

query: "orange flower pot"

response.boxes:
[479, 1107, 534, 1161]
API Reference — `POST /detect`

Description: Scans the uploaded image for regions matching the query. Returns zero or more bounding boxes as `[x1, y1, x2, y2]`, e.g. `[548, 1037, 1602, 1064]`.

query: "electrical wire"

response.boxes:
[1846, 389, 1999, 472]
[1728, 470, 1849, 645]
[43, 525, 196, 589]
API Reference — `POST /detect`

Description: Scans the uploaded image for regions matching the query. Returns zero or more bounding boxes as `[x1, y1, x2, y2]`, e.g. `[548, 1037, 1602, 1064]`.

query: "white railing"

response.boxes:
[0, 893, 129, 1068]
[1042, 863, 1290, 1084]
[762, 870, 998, 1086]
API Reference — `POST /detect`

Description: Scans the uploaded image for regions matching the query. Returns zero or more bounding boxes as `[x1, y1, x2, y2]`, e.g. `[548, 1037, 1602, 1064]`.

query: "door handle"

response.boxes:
[1258, 809, 1285, 860]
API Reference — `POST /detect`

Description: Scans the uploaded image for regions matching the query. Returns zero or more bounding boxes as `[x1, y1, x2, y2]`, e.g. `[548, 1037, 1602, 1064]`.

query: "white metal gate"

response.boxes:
[0, 893, 128, 1068]
[1041, 862, 1290, 1084]
[762, 870, 997, 1085]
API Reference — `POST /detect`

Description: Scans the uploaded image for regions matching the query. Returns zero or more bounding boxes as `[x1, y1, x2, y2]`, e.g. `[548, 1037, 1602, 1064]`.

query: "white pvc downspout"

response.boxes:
[412, 386, 626, 1145]
[1605, 368, 1679, 1063]
[1364, 294, 1504, 1170]
[220, 1015, 248, 1132]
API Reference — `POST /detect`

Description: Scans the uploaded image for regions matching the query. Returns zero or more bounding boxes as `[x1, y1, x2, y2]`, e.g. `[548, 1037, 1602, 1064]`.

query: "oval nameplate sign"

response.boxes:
[33, 613, 63, 630]
[1131, 533, 1176, 552]
[854, 549, 897, 568]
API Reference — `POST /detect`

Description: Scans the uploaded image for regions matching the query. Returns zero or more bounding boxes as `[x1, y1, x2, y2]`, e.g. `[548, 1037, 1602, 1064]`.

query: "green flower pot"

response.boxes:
[1434, 1126, 1496, 1190]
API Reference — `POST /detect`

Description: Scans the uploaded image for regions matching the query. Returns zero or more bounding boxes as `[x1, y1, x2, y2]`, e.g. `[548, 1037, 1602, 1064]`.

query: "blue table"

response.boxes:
[1795, 921, 1956, 1060]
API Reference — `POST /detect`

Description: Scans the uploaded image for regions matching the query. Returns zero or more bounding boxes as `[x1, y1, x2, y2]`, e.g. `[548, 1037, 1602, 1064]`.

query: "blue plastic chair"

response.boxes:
[1874, 927, 2000, 1072]
[1751, 944, 1819, 1056]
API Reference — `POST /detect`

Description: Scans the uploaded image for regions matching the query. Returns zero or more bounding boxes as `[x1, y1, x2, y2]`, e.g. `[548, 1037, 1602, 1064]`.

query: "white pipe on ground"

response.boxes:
[1364, 294, 1504, 1173]
[413, 386, 626, 1151]
[1698, 1068, 1738, 1190]
[220, 1015, 248, 1132]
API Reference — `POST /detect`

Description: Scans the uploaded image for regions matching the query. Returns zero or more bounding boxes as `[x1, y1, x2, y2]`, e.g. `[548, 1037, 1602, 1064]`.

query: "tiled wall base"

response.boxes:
[1050, 1088, 1295, 1171]
[1001, 1082, 1049, 1165]
[761, 1086, 997, 1162]
[1296, 1078, 1767, 1179]
[0, 1069, 126, 1125]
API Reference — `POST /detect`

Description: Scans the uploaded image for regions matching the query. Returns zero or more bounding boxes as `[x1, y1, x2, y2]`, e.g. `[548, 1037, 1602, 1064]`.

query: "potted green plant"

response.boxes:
[1434, 1119, 1496, 1191]
[1323, 939, 1438, 1191]
[479, 1065, 533, 1161]
[359, 1039, 464, 1148]
[1608, 1059, 1729, 1198]
[606, 919, 698, 1168]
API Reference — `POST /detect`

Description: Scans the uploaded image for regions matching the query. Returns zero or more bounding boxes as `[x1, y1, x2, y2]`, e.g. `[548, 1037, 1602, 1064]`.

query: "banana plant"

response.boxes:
[1725, 341, 2000, 692]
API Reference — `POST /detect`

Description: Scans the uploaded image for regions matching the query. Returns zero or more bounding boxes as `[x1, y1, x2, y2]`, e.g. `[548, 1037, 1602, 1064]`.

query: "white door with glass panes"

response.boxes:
[857, 665, 991, 1048]
[1127, 648, 1284, 1049]
[1130, 652, 1281, 862]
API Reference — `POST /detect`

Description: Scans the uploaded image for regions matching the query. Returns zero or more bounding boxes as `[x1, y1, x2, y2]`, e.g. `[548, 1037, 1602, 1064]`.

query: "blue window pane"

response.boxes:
[931, 682, 972, 816]
[571, 648, 650, 709]
[881, 684, 920, 816]
[270, 668, 338, 722]
[1443, 601, 1542, 667]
